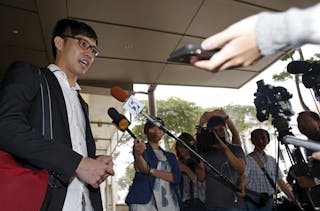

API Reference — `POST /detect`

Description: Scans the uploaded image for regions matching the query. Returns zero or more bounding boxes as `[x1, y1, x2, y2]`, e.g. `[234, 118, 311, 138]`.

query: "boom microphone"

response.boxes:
[107, 107, 136, 139]
[283, 135, 320, 151]
[287, 61, 312, 74]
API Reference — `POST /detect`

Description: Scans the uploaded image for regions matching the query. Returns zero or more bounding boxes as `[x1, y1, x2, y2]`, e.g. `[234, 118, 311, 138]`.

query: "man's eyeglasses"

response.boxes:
[61, 34, 99, 57]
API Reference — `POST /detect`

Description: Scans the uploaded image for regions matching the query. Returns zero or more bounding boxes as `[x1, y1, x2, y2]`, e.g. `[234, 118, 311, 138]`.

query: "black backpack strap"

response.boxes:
[39, 68, 52, 140]
[39, 68, 62, 188]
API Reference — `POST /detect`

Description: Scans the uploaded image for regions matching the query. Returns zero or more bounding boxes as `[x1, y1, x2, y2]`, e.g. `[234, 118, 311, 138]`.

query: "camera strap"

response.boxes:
[249, 152, 276, 192]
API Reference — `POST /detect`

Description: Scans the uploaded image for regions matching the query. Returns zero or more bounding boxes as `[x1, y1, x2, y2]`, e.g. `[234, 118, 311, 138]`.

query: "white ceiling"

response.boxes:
[1, 0, 318, 92]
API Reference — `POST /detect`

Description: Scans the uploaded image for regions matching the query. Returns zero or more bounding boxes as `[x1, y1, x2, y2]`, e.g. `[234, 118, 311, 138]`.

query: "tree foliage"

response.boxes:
[273, 49, 320, 111]
[117, 163, 135, 190]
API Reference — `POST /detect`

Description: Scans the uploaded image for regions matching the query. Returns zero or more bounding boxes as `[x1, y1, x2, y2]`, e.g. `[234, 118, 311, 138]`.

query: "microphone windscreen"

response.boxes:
[107, 107, 120, 121]
[111, 86, 129, 102]
[287, 61, 312, 74]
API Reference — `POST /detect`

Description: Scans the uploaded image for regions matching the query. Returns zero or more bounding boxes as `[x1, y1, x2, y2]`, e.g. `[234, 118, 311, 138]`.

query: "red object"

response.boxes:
[111, 86, 129, 102]
[0, 150, 48, 211]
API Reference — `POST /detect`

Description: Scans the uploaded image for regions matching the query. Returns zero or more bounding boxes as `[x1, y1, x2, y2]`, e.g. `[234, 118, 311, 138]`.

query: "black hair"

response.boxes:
[299, 111, 320, 121]
[51, 19, 98, 58]
[143, 117, 165, 134]
[176, 132, 196, 149]
[207, 116, 226, 128]
[251, 128, 270, 143]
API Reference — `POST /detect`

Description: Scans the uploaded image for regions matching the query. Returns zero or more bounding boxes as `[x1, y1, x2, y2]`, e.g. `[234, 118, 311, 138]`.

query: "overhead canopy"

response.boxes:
[1, 0, 318, 92]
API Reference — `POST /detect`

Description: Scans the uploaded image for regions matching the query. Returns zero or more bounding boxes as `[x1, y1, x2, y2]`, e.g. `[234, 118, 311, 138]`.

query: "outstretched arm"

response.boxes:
[194, 3, 320, 72]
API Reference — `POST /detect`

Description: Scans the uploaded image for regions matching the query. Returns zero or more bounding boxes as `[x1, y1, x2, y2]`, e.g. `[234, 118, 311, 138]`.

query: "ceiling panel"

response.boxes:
[79, 58, 166, 84]
[0, 5, 45, 50]
[86, 21, 182, 62]
[68, 0, 204, 34]
[0, 0, 37, 11]
[160, 64, 256, 88]
[187, 0, 265, 37]
[241, 0, 319, 11]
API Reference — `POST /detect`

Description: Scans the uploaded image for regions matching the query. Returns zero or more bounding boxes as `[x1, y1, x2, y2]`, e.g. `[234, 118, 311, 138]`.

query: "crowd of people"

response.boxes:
[1, 2, 320, 211]
[124, 109, 320, 211]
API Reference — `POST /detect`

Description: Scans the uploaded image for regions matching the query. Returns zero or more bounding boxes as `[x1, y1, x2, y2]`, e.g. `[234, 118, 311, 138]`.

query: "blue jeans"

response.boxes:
[245, 198, 274, 211]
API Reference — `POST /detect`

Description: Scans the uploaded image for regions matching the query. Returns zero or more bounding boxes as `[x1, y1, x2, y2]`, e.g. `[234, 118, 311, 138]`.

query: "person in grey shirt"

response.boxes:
[197, 115, 245, 210]
[193, 3, 320, 72]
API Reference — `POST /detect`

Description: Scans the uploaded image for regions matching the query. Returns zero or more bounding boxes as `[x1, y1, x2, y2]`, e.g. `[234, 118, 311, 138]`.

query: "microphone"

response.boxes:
[287, 61, 312, 74]
[110, 86, 129, 102]
[283, 135, 320, 151]
[110, 86, 163, 129]
[107, 107, 137, 139]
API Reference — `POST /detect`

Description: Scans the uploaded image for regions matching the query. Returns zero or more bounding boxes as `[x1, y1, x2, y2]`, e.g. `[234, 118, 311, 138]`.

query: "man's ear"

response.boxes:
[54, 36, 64, 51]
[317, 120, 320, 130]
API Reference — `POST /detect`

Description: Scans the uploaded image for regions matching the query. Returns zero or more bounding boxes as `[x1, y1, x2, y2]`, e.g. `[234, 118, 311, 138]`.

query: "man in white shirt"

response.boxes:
[0, 19, 114, 211]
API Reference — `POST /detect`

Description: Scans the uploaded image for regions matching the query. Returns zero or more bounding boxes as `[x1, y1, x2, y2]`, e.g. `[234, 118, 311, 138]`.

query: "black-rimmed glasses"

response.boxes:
[61, 34, 99, 57]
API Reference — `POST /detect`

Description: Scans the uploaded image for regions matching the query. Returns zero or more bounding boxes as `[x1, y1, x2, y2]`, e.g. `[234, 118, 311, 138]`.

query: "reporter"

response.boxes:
[125, 118, 182, 211]
[194, 3, 320, 72]
[175, 132, 205, 211]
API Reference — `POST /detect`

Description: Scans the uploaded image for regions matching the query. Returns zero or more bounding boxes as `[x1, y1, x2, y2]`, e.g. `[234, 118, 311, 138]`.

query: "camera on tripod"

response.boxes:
[254, 80, 294, 122]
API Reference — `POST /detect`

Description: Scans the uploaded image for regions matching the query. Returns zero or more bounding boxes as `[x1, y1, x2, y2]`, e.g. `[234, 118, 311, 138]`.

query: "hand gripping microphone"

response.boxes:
[110, 86, 241, 192]
[107, 107, 137, 139]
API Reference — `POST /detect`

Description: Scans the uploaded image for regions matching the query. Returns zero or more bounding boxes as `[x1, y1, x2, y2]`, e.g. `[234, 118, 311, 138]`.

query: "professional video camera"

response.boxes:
[254, 79, 294, 123]
[287, 61, 320, 100]
[253, 79, 319, 210]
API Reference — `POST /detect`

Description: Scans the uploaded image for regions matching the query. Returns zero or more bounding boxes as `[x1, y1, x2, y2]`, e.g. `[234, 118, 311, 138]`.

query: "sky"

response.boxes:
[114, 44, 320, 202]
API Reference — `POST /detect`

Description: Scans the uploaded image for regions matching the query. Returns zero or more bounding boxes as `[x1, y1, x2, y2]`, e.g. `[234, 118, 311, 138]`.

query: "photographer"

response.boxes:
[199, 108, 241, 145]
[197, 114, 245, 210]
[175, 132, 206, 211]
[291, 111, 320, 209]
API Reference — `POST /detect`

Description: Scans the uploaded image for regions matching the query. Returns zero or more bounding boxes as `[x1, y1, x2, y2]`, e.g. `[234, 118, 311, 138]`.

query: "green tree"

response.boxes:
[117, 163, 135, 190]
[273, 48, 320, 111]
[126, 97, 203, 150]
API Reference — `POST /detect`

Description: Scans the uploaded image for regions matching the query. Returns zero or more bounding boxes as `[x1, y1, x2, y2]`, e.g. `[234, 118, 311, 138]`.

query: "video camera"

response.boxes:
[254, 80, 294, 123]
[196, 126, 220, 153]
[287, 61, 320, 100]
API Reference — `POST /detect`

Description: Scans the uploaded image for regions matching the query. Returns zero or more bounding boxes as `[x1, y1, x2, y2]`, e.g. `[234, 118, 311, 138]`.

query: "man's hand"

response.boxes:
[312, 151, 320, 160]
[133, 139, 146, 157]
[75, 156, 114, 189]
[295, 176, 316, 188]
[211, 131, 227, 150]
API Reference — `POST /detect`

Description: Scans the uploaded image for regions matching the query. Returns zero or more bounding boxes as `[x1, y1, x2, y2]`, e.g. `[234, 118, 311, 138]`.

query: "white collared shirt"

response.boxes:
[48, 64, 94, 211]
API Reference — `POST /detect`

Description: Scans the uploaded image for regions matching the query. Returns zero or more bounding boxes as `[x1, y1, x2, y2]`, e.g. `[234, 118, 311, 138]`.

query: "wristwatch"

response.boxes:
[149, 168, 155, 175]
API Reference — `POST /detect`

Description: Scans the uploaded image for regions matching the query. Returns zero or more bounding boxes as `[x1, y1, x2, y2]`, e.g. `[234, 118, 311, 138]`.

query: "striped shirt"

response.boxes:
[244, 151, 283, 195]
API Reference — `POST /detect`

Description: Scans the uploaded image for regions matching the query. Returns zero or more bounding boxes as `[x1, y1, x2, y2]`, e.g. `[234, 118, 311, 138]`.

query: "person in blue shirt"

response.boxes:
[125, 117, 182, 211]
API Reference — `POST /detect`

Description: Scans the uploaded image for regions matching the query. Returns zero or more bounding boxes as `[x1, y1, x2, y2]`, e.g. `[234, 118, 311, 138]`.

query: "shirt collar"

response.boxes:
[253, 149, 267, 157]
[47, 64, 81, 91]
